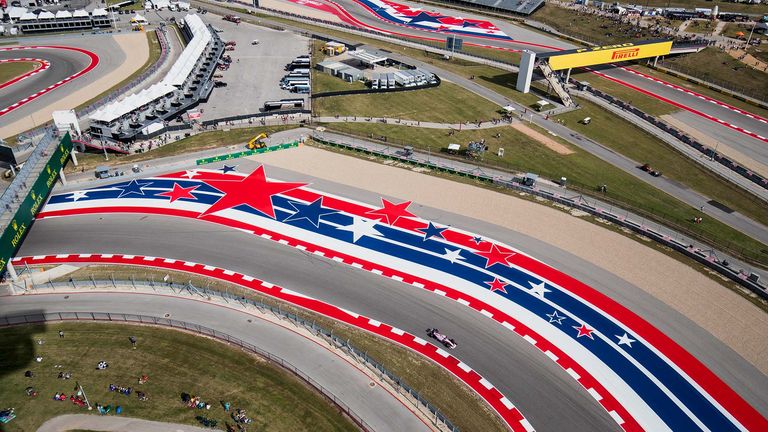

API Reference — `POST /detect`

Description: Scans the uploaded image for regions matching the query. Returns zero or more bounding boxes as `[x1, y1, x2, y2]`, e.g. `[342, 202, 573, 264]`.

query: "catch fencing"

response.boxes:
[16, 276, 460, 431]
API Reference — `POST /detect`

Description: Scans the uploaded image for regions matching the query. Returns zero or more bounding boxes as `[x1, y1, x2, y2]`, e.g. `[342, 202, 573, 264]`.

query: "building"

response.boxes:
[316, 60, 364, 82]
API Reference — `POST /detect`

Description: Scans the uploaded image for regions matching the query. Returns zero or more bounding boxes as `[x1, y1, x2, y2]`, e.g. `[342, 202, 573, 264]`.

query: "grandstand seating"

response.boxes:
[89, 14, 224, 142]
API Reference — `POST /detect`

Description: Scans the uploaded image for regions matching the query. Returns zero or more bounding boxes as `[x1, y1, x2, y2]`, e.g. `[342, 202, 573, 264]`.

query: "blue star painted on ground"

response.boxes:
[283, 198, 338, 228]
[220, 165, 237, 173]
[547, 310, 566, 325]
[116, 180, 153, 198]
[410, 11, 445, 24]
[418, 222, 448, 241]
[472, 236, 483, 244]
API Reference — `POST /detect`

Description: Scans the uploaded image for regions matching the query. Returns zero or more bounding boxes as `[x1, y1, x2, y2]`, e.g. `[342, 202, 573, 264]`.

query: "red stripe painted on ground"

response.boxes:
[35, 205, 641, 431]
[0, 46, 100, 117]
[13, 253, 534, 432]
[0, 58, 50, 90]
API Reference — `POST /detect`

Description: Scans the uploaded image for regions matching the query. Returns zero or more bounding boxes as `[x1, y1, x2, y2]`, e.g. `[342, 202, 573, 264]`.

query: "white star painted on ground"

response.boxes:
[441, 248, 465, 264]
[67, 191, 88, 201]
[181, 170, 199, 179]
[337, 217, 382, 242]
[615, 333, 636, 348]
[528, 281, 551, 298]
[547, 310, 566, 325]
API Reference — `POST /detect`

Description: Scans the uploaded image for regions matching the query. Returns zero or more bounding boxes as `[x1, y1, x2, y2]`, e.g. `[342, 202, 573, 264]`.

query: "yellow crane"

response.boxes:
[247, 133, 268, 149]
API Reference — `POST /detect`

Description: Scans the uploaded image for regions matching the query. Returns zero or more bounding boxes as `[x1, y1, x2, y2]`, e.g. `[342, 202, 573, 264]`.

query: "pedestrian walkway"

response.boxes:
[726, 48, 768, 72]
[37, 414, 221, 432]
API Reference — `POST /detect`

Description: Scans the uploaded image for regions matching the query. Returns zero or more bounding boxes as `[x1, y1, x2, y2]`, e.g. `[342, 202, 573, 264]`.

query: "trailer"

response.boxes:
[291, 84, 310, 94]
[263, 99, 304, 111]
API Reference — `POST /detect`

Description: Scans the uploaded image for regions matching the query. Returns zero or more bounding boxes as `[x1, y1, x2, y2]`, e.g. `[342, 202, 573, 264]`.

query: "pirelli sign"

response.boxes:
[545, 39, 673, 71]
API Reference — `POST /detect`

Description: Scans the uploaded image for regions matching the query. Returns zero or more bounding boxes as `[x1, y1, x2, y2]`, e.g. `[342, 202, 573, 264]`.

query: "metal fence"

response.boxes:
[0, 309, 375, 431]
[20, 276, 460, 431]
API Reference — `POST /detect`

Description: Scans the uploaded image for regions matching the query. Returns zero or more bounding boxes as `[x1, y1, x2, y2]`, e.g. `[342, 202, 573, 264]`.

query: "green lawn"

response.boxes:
[58, 265, 508, 432]
[556, 97, 768, 226]
[659, 47, 768, 100]
[685, 19, 717, 34]
[0, 61, 37, 85]
[0, 323, 356, 432]
[721, 22, 752, 39]
[313, 81, 501, 122]
[65, 126, 296, 174]
[323, 121, 768, 266]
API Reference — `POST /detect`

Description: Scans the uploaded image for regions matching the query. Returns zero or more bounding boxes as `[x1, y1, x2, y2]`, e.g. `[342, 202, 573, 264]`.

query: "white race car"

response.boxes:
[426, 328, 457, 349]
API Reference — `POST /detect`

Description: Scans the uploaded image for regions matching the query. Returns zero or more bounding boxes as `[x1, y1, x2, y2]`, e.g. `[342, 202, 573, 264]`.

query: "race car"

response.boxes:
[426, 328, 457, 349]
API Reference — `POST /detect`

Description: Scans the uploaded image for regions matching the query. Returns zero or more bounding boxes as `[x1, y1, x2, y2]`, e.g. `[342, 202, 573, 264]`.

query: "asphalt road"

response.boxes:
[0, 48, 88, 112]
[18, 160, 768, 430]
[0, 291, 431, 432]
[0, 33, 128, 132]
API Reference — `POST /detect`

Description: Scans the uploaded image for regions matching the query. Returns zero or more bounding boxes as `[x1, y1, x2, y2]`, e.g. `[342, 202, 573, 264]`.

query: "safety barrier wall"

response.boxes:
[200, 110, 311, 126]
[312, 135, 768, 298]
[11, 277, 461, 431]
[582, 85, 768, 193]
[195, 141, 300, 165]
[0, 309, 375, 432]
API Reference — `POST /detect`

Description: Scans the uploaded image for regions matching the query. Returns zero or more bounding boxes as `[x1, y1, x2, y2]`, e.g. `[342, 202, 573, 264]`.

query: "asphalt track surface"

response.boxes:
[0, 48, 89, 113]
[304, 0, 768, 146]
[0, 292, 431, 432]
[0, 33, 127, 129]
[18, 160, 768, 431]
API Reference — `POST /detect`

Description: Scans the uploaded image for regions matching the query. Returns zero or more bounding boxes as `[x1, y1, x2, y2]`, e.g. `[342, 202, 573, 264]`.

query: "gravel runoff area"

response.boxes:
[0, 32, 149, 139]
[250, 145, 768, 375]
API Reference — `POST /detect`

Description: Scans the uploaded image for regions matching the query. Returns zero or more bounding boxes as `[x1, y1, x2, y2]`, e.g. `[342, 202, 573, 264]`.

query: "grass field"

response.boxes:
[659, 47, 768, 100]
[721, 22, 752, 39]
[0, 323, 357, 432]
[313, 81, 502, 122]
[685, 20, 717, 34]
[323, 121, 768, 265]
[0, 61, 37, 85]
[57, 265, 508, 432]
[64, 125, 295, 174]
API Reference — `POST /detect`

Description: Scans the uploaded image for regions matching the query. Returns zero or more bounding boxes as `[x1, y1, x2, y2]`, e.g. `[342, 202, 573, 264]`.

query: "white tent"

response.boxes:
[72, 9, 89, 18]
[92, 8, 109, 17]
[131, 13, 148, 24]
[55, 10, 72, 19]
[7, 7, 27, 20]
[90, 83, 176, 123]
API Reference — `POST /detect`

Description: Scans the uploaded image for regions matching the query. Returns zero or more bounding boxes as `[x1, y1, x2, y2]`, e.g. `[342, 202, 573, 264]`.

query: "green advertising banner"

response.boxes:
[196, 141, 300, 166]
[0, 133, 73, 275]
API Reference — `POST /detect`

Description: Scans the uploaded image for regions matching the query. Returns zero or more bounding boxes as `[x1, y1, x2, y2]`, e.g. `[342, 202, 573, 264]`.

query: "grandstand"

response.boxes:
[431, 0, 544, 16]
[5, 7, 114, 33]
[89, 14, 224, 143]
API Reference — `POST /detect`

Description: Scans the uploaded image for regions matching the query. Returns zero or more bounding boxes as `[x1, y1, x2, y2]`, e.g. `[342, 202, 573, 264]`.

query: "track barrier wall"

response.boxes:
[195, 141, 300, 165]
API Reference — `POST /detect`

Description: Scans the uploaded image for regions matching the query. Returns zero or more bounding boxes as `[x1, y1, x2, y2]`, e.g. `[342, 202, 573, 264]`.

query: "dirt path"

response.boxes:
[252, 145, 768, 374]
[36, 414, 222, 432]
[511, 122, 574, 155]
[0, 33, 150, 138]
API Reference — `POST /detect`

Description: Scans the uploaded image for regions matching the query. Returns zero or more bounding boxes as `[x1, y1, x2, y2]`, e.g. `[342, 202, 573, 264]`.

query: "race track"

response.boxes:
[268, 0, 768, 150]
[17, 159, 768, 432]
[0, 46, 98, 117]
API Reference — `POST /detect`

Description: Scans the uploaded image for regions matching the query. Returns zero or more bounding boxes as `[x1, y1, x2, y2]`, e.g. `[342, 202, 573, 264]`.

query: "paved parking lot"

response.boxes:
[157, 10, 310, 121]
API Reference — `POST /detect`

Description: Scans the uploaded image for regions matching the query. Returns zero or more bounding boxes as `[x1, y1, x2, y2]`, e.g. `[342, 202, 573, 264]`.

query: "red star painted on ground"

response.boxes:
[199, 165, 307, 218]
[573, 324, 595, 340]
[484, 277, 508, 294]
[365, 198, 416, 225]
[475, 244, 515, 268]
[156, 183, 199, 203]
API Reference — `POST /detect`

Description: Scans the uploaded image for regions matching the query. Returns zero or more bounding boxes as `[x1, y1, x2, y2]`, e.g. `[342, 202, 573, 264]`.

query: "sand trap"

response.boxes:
[661, 114, 768, 178]
[260, 0, 343, 23]
[511, 123, 574, 155]
[0, 33, 150, 138]
[252, 145, 768, 374]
